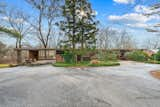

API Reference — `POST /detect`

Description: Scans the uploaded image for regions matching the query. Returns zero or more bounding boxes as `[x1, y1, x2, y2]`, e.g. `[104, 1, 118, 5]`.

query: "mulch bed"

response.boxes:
[150, 70, 160, 80]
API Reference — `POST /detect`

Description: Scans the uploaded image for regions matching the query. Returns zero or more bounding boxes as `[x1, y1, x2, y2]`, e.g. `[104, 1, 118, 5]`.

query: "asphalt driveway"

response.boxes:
[0, 61, 160, 107]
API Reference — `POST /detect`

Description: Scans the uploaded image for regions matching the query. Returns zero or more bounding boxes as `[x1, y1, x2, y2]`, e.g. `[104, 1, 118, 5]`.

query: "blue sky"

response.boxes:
[2, 0, 160, 47]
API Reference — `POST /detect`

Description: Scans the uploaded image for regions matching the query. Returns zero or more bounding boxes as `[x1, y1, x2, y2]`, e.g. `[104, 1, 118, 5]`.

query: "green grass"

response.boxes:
[88, 61, 120, 67]
[145, 60, 160, 64]
[53, 61, 120, 67]
[0, 64, 10, 68]
[53, 62, 89, 67]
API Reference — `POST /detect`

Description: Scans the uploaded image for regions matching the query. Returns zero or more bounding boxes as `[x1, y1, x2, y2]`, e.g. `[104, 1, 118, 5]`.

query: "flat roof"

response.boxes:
[14, 48, 56, 51]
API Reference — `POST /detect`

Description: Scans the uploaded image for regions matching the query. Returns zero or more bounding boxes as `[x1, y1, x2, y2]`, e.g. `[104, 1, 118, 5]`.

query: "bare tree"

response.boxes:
[97, 27, 117, 49]
[0, 6, 33, 64]
[1, 8, 32, 48]
[114, 30, 137, 49]
[142, 37, 160, 49]
[25, 0, 61, 57]
[97, 27, 136, 49]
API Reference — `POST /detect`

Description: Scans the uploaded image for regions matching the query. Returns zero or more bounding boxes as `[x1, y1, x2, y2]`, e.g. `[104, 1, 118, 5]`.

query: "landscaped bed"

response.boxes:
[150, 71, 160, 79]
[53, 61, 120, 67]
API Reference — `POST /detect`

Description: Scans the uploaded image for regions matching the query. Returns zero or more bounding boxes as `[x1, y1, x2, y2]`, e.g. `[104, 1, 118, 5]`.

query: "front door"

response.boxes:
[29, 50, 38, 61]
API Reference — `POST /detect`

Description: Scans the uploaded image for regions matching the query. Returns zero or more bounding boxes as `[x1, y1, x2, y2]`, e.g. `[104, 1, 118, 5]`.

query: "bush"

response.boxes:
[126, 51, 149, 62]
[156, 51, 160, 61]
[97, 51, 118, 61]
[63, 51, 75, 63]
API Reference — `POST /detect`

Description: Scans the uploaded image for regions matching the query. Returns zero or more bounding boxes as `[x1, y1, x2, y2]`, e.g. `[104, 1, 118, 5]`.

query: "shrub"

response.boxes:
[63, 51, 75, 63]
[156, 51, 160, 61]
[97, 51, 118, 61]
[90, 60, 101, 65]
[150, 51, 160, 61]
[126, 51, 149, 62]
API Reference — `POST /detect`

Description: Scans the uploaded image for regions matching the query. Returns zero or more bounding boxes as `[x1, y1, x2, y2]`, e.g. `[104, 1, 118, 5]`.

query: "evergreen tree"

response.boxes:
[59, 0, 78, 50]
[59, 0, 98, 50]
[76, 0, 98, 50]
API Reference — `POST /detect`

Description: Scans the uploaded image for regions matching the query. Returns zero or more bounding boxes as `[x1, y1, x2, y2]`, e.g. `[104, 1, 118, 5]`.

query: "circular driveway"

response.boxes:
[0, 61, 160, 107]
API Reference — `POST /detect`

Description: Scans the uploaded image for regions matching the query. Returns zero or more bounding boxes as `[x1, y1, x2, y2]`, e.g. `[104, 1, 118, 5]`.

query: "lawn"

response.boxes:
[53, 61, 120, 67]
[0, 64, 10, 68]
[145, 60, 160, 64]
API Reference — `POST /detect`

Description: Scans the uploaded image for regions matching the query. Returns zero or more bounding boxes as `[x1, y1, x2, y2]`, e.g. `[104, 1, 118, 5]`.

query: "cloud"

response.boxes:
[108, 5, 160, 29]
[108, 13, 154, 23]
[1, 16, 25, 24]
[127, 23, 149, 28]
[113, 0, 135, 4]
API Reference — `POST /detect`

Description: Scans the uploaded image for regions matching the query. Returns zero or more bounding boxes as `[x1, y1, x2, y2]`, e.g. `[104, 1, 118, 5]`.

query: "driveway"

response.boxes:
[0, 61, 160, 107]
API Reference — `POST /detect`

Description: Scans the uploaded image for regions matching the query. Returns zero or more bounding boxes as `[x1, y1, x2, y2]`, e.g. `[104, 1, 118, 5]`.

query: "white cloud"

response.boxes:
[1, 16, 25, 24]
[127, 23, 149, 28]
[113, 0, 135, 4]
[134, 5, 154, 14]
[108, 13, 154, 23]
[108, 5, 160, 29]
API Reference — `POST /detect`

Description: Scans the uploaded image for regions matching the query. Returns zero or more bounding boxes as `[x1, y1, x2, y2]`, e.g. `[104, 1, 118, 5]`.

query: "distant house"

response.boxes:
[15, 48, 56, 63]
[143, 49, 159, 57]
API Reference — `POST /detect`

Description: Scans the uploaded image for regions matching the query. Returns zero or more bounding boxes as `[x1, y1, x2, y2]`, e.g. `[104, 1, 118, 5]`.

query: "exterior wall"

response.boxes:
[21, 50, 29, 63]
[38, 50, 55, 60]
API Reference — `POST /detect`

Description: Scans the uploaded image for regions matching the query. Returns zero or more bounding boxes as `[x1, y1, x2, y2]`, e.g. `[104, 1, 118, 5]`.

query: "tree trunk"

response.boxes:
[17, 38, 22, 64]
[17, 50, 22, 64]
[44, 45, 47, 59]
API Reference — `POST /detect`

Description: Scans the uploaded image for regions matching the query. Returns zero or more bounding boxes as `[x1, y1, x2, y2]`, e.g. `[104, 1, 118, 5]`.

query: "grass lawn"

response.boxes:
[145, 60, 160, 64]
[89, 61, 120, 67]
[0, 64, 10, 68]
[53, 61, 120, 67]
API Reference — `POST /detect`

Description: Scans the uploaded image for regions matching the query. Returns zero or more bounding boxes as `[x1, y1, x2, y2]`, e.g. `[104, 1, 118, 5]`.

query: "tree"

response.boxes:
[0, 26, 21, 38]
[145, 3, 160, 33]
[114, 30, 136, 49]
[142, 37, 160, 49]
[26, 0, 61, 58]
[97, 27, 117, 49]
[1, 8, 32, 48]
[97, 28, 136, 49]
[0, 26, 22, 64]
[76, 0, 98, 50]
[59, 0, 78, 50]
[59, 0, 98, 51]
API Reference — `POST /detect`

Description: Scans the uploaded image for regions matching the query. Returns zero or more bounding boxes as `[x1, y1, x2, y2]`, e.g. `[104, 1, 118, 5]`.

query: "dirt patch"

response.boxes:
[150, 71, 160, 80]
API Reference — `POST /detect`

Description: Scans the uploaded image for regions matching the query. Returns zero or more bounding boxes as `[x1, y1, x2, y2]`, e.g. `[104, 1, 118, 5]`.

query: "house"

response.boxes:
[143, 49, 159, 57]
[14, 48, 56, 64]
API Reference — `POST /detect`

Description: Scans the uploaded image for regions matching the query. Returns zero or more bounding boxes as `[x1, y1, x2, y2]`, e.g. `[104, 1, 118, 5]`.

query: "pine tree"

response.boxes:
[76, 0, 98, 50]
[59, 0, 98, 50]
[59, 0, 78, 51]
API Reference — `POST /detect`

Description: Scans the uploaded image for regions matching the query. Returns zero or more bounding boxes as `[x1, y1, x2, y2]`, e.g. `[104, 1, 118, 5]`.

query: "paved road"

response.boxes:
[0, 61, 160, 107]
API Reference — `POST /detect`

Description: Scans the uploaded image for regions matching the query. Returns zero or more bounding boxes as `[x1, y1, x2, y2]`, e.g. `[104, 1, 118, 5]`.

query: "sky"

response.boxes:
[1, 0, 160, 47]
